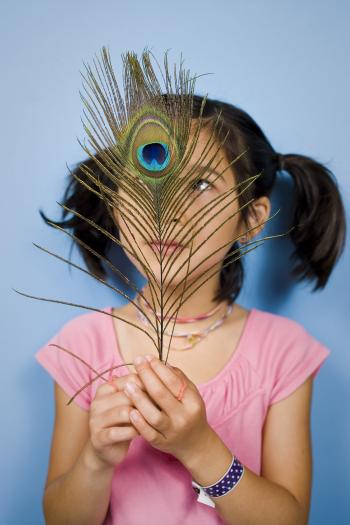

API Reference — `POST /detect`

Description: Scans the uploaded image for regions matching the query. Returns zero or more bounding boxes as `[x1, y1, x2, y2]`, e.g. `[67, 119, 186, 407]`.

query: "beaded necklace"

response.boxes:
[136, 292, 233, 350]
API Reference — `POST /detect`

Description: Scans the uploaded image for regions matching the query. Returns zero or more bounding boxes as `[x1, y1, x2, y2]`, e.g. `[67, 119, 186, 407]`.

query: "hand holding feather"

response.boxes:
[123, 354, 220, 468]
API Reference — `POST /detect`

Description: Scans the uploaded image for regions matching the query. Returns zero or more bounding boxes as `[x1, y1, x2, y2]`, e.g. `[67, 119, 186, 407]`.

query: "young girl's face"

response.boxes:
[112, 121, 248, 291]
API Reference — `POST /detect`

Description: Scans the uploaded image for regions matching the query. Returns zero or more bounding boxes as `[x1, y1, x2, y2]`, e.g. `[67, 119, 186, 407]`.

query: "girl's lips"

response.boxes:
[151, 242, 181, 247]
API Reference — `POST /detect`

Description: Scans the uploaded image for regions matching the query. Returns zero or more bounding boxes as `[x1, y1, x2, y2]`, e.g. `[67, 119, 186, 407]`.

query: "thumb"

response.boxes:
[166, 363, 181, 374]
[166, 363, 194, 388]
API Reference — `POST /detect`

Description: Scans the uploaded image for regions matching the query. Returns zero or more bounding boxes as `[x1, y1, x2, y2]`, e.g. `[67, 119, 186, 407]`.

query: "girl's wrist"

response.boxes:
[82, 439, 116, 474]
[180, 427, 233, 488]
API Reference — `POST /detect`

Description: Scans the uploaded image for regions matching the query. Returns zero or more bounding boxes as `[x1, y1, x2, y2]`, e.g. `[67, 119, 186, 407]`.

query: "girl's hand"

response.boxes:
[123, 355, 214, 466]
[87, 374, 145, 469]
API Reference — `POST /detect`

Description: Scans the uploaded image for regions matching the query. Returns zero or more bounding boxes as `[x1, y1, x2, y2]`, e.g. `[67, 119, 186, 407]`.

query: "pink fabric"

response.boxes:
[35, 306, 330, 524]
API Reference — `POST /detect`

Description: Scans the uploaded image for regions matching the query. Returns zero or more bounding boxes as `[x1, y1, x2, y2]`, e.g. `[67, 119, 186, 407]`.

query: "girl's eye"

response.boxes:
[192, 179, 214, 192]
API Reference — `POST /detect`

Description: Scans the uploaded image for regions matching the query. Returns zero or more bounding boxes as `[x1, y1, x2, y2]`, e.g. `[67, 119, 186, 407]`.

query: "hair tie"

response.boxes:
[176, 378, 187, 401]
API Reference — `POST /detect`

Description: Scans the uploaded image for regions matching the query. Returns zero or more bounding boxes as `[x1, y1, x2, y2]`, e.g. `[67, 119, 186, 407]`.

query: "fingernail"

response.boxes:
[125, 381, 137, 394]
[130, 410, 140, 422]
[134, 355, 147, 366]
[145, 354, 156, 362]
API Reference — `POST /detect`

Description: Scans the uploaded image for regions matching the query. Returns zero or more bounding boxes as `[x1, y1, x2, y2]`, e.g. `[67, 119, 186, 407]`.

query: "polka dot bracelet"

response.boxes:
[191, 454, 245, 507]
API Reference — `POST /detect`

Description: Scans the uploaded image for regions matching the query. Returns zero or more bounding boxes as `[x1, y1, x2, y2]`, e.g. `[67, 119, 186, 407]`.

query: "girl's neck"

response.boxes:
[136, 284, 230, 336]
[140, 279, 224, 320]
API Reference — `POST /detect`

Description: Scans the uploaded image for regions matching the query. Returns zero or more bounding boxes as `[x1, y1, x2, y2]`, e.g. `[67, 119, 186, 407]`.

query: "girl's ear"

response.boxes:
[240, 196, 271, 242]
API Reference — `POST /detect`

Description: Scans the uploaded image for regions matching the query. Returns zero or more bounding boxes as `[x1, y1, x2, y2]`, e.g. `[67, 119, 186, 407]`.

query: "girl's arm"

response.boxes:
[43, 383, 115, 525]
[184, 376, 313, 525]
[43, 373, 144, 525]
[44, 439, 115, 525]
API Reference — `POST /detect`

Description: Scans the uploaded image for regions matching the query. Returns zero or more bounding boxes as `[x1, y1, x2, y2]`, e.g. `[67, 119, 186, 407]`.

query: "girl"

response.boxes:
[35, 94, 346, 525]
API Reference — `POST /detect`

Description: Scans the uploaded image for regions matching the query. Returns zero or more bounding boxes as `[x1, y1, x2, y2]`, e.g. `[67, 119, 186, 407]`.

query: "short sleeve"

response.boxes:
[35, 316, 94, 411]
[269, 325, 330, 405]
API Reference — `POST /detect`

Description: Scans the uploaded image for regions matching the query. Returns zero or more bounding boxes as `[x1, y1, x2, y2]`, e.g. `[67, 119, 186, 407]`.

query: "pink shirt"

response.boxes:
[35, 306, 330, 524]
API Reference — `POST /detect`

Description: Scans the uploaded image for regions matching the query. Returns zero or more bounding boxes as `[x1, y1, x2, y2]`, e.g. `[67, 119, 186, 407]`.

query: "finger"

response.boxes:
[94, 376, 145, 414]
[128, 409, 161, 444]
[96, 374, 144, 400]
[109, 374, 145, 392]
[161, 364, 195, 400]
[93, 404, 134, 428]
[98, 425, 140, 446]
[123, 380, 169, 432]
[96, 382, 119, 398]
[166, 365, 189, 381]
[150, 359, 193, 394]
[93, 389, 138, 413]
[133, 355, 188, 413]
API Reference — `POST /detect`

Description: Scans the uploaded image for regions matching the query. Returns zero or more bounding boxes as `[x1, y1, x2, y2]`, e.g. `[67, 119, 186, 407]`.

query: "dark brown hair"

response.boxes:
[39, 95, 347, 304]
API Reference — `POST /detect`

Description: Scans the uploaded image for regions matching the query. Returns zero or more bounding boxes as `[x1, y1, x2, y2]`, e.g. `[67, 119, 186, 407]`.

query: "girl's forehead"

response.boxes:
[186, 123, 234, 182]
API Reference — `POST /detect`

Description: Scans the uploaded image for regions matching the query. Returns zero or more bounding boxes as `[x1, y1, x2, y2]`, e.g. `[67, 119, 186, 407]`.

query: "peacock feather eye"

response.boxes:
[136, 142, 170, 172]
[121, 106, 180, 185]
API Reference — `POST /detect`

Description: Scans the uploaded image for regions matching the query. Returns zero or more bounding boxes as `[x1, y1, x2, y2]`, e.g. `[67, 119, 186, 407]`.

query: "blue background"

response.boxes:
[2, 1, 349, 523]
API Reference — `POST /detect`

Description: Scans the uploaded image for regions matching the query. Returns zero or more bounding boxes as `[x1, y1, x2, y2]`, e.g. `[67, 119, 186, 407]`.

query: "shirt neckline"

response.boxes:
[106, 305, 257, 390]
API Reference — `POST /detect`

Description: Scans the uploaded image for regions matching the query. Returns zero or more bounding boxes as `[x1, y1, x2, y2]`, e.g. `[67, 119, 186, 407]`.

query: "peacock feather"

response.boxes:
[13, 47, 288, 405]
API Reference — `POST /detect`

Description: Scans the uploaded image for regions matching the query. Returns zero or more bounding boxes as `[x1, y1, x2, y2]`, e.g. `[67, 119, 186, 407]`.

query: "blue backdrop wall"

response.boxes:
[2, 1, 349, 523]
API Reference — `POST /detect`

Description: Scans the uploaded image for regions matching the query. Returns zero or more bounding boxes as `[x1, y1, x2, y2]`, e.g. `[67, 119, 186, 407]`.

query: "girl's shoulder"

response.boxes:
[249, 306, 316, 341]
[247, 307, 330, 404]
[35, 307, 113, 410]
[52, 306, 111, 334]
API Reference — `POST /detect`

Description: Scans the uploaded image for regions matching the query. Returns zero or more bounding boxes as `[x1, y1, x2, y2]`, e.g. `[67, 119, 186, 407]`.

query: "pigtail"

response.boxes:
[277, 153, 346, 290]
[39, 156, 117, 279]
